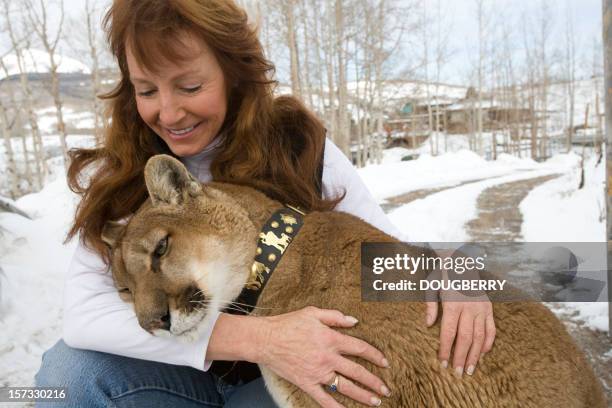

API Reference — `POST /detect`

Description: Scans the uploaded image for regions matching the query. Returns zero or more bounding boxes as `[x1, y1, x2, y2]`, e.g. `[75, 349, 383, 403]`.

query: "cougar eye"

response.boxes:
[153, 235, 169, 257]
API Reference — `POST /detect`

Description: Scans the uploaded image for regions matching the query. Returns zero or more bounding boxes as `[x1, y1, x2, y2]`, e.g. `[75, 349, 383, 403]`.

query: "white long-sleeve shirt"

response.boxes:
[62, 138, 405, 371]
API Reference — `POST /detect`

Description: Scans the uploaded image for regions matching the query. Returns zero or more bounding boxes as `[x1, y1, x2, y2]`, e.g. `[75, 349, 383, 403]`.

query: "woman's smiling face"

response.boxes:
[126, 33, 228, 157]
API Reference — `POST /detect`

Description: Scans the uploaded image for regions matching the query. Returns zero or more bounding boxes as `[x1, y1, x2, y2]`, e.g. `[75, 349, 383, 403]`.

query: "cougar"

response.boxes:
[102, 154, 605, 408]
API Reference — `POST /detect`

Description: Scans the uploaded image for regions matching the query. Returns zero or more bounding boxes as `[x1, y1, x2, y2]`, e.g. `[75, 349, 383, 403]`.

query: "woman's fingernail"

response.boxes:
[466, 365, 475, 376]
[441, 360, 448, 369]
[479, 353, 485, 363]
[455, 366, 464, 377]
[370, 396, 382, 406]
[345, 316, 358, 325]
[381, 358, 390, 367]
[381, 385, 391, 396]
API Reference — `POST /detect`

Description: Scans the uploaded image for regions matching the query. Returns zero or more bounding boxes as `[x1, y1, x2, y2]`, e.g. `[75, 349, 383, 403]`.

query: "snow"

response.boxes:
[0, 49, 91, 79]
[520, 152, 606, 242]
[359, 139, 545, 203]
[551, 302, 609, 333]
[519, 150, 608, 332]
[0, 176, 79, 386]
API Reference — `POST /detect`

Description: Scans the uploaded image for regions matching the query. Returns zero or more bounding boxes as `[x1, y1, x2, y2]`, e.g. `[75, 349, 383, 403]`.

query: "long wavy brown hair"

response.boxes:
[66, 0, 341, 264]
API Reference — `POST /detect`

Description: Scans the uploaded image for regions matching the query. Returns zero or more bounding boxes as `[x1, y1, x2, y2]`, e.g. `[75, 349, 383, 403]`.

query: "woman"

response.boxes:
[35, 0, 495, 407]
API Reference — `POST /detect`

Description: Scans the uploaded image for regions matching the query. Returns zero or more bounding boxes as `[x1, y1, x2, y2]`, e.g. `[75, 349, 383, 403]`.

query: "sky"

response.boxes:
[437, 0, 603, 83]
[1, 0, 604, 85]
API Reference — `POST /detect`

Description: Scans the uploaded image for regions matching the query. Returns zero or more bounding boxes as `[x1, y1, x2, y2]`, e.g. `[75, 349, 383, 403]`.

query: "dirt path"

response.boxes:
[465, 174, 560, 242]
[463, 173, 612, 403]
[380, 176, 501, 213]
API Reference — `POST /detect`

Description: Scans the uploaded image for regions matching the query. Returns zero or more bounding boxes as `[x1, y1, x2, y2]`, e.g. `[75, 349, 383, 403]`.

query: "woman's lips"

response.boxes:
[164, 121, 203, 140]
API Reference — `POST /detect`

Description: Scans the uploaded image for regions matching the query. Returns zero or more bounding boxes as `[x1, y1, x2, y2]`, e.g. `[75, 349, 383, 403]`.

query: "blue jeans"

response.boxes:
[34, 339, 279, 407]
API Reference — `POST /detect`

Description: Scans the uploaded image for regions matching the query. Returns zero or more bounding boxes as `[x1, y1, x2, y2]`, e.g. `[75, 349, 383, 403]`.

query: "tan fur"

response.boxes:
[105, 155, 606, 408]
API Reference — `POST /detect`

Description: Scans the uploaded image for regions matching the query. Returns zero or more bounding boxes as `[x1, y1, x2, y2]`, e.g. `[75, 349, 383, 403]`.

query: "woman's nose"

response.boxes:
[158, 92, 186, 126]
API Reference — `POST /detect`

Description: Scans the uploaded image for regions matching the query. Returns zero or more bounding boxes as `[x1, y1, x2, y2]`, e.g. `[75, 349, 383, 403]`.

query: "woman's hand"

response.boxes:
[255, 306, 391, 408]
[425, 299, 495, 376]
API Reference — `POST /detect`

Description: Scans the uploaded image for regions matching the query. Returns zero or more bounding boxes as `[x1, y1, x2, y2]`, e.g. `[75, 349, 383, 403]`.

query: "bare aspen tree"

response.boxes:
[0, 104, 19, 198]
[0, 56, 20, 198]
[591, 36, 604, 149]
[351, 0, 370, 167]
[372, 0, 413, 161]
[419, 0, 435, 155]
[2, 0, 46, 189]
[536, 0, 552, 159]
[499, 15, 517, 155]
[279, 0, 302, 99]
[352, 13, 364, 168]
[25, 0, 69, 170]
[334, 0, 350, 154]
[314, 0, 336, 140]
[564, 0, 576, 152]
[489, 27, 499, 160]
[433, 0, 450, 154]
[522, 11, 539, 160]
[474, 0, 487, 156]
[357, 0, 387, 166]
[324, 0, 337, 146]
[0, 56, 34, 192]
[85, 0, 104, 143]
[310, 0, 326, 115]
[372, 0, 386, 164]
[257, 0, 273, 62]
[298, 0, 314, 109]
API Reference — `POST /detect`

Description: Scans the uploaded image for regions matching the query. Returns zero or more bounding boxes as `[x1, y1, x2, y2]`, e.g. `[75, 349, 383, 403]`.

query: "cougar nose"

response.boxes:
[143, 310, 171, 332]
[160, 311, 171, 330]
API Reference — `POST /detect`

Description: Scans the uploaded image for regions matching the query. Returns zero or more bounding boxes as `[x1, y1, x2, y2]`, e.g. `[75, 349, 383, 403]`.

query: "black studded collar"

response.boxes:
[231, 205, 305, 314]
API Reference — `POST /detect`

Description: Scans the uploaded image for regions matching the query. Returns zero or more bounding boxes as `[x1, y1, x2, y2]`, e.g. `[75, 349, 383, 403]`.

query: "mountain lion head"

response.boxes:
[102, 155, 258, 341]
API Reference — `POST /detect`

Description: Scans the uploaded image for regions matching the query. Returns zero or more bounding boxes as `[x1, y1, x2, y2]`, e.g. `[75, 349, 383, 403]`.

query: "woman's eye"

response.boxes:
[137, 89, 156, 97]
[154, 235, 169, 257]
[182, 85, 202, 94]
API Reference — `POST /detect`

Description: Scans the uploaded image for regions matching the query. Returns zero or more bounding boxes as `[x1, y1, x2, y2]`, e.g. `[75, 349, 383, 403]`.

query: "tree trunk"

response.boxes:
[86, 0, 103, 143]
[373, 0, 385, 164]
[49, 60, 69, 168]
[334, 0, 349, 155]
[283, 0, 302, 99]
[299, 0, 314, 109]
[0, 102, 20, 198]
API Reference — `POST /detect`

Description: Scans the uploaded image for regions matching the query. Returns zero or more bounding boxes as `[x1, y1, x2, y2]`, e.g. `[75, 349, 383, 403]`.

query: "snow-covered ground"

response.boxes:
[519, 152, 608, 332]
[521, 152, 606, 243]
[0, 137, 608, 387]
[0, 177, 79, 386]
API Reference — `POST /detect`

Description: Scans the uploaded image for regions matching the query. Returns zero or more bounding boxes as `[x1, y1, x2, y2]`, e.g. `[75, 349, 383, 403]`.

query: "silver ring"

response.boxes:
[326, 374, 340, 393]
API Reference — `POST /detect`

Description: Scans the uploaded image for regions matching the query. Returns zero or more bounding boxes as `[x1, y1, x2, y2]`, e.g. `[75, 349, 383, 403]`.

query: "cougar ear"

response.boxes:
[102, 220, 127, 248]
[144, 154, 202, 206]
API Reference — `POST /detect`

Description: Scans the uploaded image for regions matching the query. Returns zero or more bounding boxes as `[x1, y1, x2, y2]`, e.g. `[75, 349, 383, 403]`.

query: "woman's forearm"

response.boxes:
[205, 312, 268, 364]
